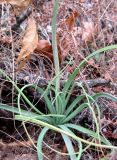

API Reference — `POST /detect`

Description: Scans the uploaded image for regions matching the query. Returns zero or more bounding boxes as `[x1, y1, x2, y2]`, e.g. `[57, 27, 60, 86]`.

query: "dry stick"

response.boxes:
[40, 78, 111, 88]
[0, 75, 112, 88]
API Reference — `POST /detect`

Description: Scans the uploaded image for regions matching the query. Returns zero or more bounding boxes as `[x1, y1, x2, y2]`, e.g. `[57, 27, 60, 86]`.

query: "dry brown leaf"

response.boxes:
[5, 0, 31, 6]
[35, 40, 62, 63]
[0, 0, 32, 7]
[0, 0, 32, 14]
[82, 21, 95, 43]
[65, 11, 79, 32]
[16, 16, 38, 68]
[36, 40, 51, 50]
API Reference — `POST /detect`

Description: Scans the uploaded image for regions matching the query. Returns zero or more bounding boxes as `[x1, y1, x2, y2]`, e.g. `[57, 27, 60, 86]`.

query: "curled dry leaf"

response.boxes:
[65, 10, 80, 32]
[35, 40, 62, 63]
[82, 21, 96, 43]
[16, 16, 38, 69]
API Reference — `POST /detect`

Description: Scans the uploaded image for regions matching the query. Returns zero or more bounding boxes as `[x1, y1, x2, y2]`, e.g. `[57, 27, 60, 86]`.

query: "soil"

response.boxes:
[0, 0, 117, 159]
[0, 147, 37, 160]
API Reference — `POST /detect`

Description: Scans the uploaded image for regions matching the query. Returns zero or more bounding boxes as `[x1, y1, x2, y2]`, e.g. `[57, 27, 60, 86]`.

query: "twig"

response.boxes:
[0, 75, 115, 88]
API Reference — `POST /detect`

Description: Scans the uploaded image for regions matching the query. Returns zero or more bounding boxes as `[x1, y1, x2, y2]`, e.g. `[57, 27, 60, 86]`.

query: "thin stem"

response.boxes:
[52, 0, 60, 114]
[52, 0, 60, 91]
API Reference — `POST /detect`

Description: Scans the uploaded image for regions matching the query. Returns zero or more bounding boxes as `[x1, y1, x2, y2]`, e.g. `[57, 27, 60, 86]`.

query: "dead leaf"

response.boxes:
[0, 0, 32, 14]
[65, 11, 79, 32]
[35, 40, 62, 63]
[6, 0, 31, 7]
[82, 21, 96, 43]
[36, 40, 51, 50]
[16, 16, 38, 69]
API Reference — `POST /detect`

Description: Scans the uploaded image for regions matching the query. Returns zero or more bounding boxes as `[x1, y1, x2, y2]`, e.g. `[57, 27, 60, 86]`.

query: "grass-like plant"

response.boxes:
[0, 0, 117, 160]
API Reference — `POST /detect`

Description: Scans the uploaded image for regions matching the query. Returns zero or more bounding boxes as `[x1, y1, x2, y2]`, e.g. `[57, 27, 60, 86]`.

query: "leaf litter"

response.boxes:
[0, 0, 117, 159]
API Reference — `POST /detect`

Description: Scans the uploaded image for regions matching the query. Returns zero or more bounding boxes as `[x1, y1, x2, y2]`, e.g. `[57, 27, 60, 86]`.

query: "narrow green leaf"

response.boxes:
[92, 92, 117, 102]
[57, 93, 65, 114]
[18, 84, 55, 114]
[0, 69, 42, 114]
[63, 84, 75, 109]
[52, 0, 60, 91]
[0, 104, 50, 122]
[63, 45, 117, 99]
[31, 85, 56, 114]
[61, 133, 77, 160]
[37, 127, 49, 160]
[15, 115, 117, 149]
[63, 103, 88, 123]
[60, 125, 83, 160]
[65, 95, 85, 116]
[66, 124, 111, 146]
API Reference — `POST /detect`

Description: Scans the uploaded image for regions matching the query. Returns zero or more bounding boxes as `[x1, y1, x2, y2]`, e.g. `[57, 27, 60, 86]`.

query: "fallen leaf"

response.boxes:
[6, 0, 31, 7]
[65, 10, 79, 32]
[36, 40, 51, 50]
[82, 21, 96, 43]
[16, 16, 38, 69]
[0, 0, 32, 14]
[35, 40, 62, 63]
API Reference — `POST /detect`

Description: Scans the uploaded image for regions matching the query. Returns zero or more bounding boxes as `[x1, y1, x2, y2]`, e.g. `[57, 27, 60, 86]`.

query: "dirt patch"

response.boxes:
[0, 145, 37, 160]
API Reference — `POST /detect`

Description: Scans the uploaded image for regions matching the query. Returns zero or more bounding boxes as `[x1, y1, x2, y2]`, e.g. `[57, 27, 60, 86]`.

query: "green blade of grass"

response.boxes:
[63, 83, 75, 109]
[17, 84, 57, 124]
[77, 140, 83, 160]
[62, 103, 88, 123]
[66, 124, 111, 146]
[0, 69, 42, 114]
[60, 125, 83, 160]
[78, 83, 101, 147]
[92, 92, 117, 102]
[62, 45, 117, 99]
[65, 95, 85, 116]
[0, 104, 64, 122]
[61, 133, 77, 160]
[0, 104, 50, 122]
[52, 0, 60, 90]
[15, 115, 117, 149]
[57, 93, 65, 114]
[59, 95, 85, 124]
[31, 85, 56, 114]
[37, 127, 49, 160]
